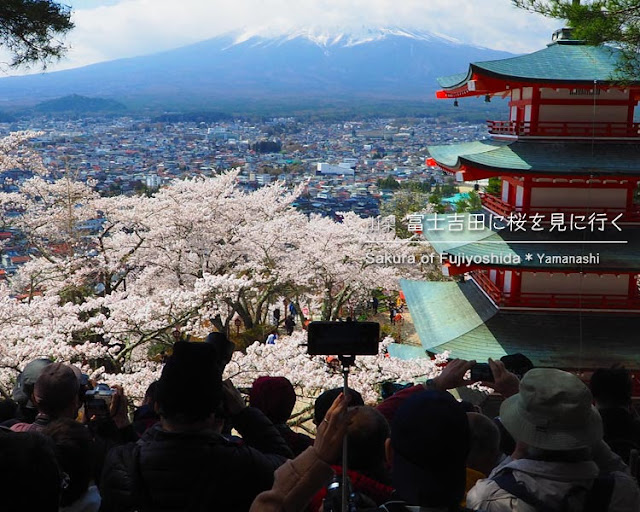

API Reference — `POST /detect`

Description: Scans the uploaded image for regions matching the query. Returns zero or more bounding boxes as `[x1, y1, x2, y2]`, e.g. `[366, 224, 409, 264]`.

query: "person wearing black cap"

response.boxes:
[100, 341, 293, 512]
[314, 386, 364, 426]
[249, 390, 472, 512]
[590, 367, 640, 465]
[381, 390, 471, 511]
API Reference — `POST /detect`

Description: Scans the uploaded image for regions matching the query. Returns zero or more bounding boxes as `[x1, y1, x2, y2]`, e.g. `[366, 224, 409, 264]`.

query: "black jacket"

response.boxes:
[99, 407, 293, 512]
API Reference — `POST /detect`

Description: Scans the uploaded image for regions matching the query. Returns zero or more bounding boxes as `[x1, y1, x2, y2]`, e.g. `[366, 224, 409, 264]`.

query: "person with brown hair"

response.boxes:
[11, 362, 80, 433]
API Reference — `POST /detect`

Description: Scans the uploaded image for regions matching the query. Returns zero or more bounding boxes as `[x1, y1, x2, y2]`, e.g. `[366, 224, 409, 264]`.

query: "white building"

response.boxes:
[316, 163, 355, 176]
[146, 174, 162, 189]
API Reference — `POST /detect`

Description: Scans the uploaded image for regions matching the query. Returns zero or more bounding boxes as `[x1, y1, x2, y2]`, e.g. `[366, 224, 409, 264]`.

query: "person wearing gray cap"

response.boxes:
[467, 368, 640, 512]
[5, 357, 52, 425]
[11, 362, 80, 432]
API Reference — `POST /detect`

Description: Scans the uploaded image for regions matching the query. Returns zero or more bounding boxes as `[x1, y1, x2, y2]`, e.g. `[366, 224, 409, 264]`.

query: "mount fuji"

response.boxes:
[0, 26, 514, 110]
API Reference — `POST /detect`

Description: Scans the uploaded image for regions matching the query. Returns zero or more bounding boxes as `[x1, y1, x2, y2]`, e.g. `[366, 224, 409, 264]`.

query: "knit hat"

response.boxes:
[391, 391, 469, 508]
[33, 363, 80, 416]
[156, 341, 223, 423]
[249, 376, 296, 424]
[500, 368, 603, 450]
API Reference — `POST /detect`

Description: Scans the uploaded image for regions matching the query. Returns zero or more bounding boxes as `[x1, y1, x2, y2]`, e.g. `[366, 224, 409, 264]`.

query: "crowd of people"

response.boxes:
[1, 333, 639, 511]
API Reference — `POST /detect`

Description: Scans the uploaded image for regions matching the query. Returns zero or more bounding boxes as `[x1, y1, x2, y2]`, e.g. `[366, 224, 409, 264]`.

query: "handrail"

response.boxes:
[470, 271, 503, 305]
[471, 271, 640, 309]
[503, 292, 640, 309]
[478, 193, 640, 221]
[487, 120, 640, 138]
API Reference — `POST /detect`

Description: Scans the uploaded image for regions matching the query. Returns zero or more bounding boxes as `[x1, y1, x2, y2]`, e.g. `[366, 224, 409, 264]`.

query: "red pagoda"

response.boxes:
[393, 29, 640, 374]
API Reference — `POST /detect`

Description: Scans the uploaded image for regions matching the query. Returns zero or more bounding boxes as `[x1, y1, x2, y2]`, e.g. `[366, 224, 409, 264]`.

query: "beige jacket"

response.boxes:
[466, 456, 640, 512]
[250, 446, 334, 512]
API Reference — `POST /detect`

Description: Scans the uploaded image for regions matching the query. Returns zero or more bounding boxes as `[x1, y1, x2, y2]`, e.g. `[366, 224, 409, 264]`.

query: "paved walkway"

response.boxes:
[369, 307, 421, 347]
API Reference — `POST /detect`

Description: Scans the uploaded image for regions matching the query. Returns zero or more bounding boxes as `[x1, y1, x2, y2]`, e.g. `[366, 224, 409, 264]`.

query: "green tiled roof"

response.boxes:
[438, 71, 470, 89]
[428, 140, 640, 176]
[421, 214, 639, 271]
[399, 279, 498, 350]
[437, 41, 630, 89]
[438, 311, 640, 369]
[400, 279, 640, 368]
[387, 343, 429, 360]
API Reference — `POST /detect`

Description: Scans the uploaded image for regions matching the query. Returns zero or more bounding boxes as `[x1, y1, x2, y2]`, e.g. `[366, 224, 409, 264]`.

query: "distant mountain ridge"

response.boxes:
[34, 94, 126, 113]
[0, 26, 514, 110]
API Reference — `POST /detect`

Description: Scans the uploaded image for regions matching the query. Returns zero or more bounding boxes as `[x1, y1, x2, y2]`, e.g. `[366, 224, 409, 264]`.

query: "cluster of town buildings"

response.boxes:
[0, 115, 485, 217]
[0, 114, 486, 276]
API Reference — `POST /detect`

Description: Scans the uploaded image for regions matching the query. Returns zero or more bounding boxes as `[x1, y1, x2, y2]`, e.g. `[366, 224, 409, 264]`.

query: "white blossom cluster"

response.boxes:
[224, 332, 447, 404]
[0, 133, 433, 401]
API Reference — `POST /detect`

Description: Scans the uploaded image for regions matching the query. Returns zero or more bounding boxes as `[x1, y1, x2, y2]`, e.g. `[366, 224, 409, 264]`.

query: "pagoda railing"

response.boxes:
[487, 120, 640, 138]
[470, 270, 502, 304]
[502, 292, 640, 310]
[471, 271, 640, 310]
[479, 193, 640, 222]
[479, 193, 513, 217]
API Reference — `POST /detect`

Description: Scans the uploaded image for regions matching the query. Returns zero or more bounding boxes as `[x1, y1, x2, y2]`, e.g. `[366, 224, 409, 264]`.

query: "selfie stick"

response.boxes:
[339, 355, 355, 512]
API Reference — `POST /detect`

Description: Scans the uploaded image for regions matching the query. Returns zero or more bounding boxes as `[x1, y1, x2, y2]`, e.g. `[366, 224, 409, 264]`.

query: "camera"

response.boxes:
[322, 474, 374, 511]
[307, 321, 380, 356]
[85, 383, 116, 405]
[84, 383, 115, 420]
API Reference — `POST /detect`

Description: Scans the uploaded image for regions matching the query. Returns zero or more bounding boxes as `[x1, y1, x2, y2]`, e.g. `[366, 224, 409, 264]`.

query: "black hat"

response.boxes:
[205, 332, 234, 370]
[314, 387, 364, 425]
[391, 391, 469, 508]
[156, 342, 223, 423]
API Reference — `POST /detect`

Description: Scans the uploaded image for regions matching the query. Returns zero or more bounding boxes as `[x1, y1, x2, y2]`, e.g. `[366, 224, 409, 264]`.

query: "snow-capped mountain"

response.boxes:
[230, 26, 464, 48]
[0, 26, 513, 108]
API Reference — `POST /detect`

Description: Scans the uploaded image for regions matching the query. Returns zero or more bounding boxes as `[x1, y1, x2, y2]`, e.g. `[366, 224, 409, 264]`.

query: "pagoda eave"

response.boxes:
[427, 140, 640, 179]
[436, 42, 640, 99]
[436, 70, 640, 100]
[434, 162, 640, 182]
[434, 163, 500, 182]
[399, 279, 640, 369]
[442, 261, 639, 275]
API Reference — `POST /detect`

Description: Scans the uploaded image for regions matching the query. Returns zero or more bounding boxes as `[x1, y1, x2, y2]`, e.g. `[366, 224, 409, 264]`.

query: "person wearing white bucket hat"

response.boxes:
[467, 368, 640, 512]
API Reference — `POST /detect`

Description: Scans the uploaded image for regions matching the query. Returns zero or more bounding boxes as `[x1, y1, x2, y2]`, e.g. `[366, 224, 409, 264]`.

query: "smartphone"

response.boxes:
[470, 362, 494, 382]
[307, 321, 380, 356]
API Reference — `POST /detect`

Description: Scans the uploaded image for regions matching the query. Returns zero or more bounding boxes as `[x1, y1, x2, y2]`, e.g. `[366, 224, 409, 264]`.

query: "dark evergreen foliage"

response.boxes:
[513, 0, 640, 78]
[0, 0, 73, 68]
[251, 140, 283, 153]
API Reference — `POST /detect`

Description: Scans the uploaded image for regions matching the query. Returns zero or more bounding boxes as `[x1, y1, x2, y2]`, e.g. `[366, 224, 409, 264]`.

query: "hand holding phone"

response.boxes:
[470, 362, 494, 383]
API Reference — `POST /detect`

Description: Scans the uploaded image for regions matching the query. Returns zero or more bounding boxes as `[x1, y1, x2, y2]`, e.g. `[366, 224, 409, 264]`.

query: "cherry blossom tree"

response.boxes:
[0, 132, 429, 401]
[224, 332, 446, 404]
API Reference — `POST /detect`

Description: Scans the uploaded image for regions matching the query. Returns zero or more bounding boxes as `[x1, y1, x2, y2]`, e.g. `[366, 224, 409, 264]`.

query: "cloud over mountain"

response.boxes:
[0, 27, 513, 108]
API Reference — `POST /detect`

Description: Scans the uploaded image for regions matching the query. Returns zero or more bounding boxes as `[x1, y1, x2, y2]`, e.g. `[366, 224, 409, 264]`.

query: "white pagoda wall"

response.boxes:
[529, 187, 627, 208]
[520, 272, 629, 295]
[538, 105, 628, 123]
[537, 87, 630, 124]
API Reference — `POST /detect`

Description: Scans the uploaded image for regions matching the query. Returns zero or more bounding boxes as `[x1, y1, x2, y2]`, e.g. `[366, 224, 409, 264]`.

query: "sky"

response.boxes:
[2, 0, 560, 75]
